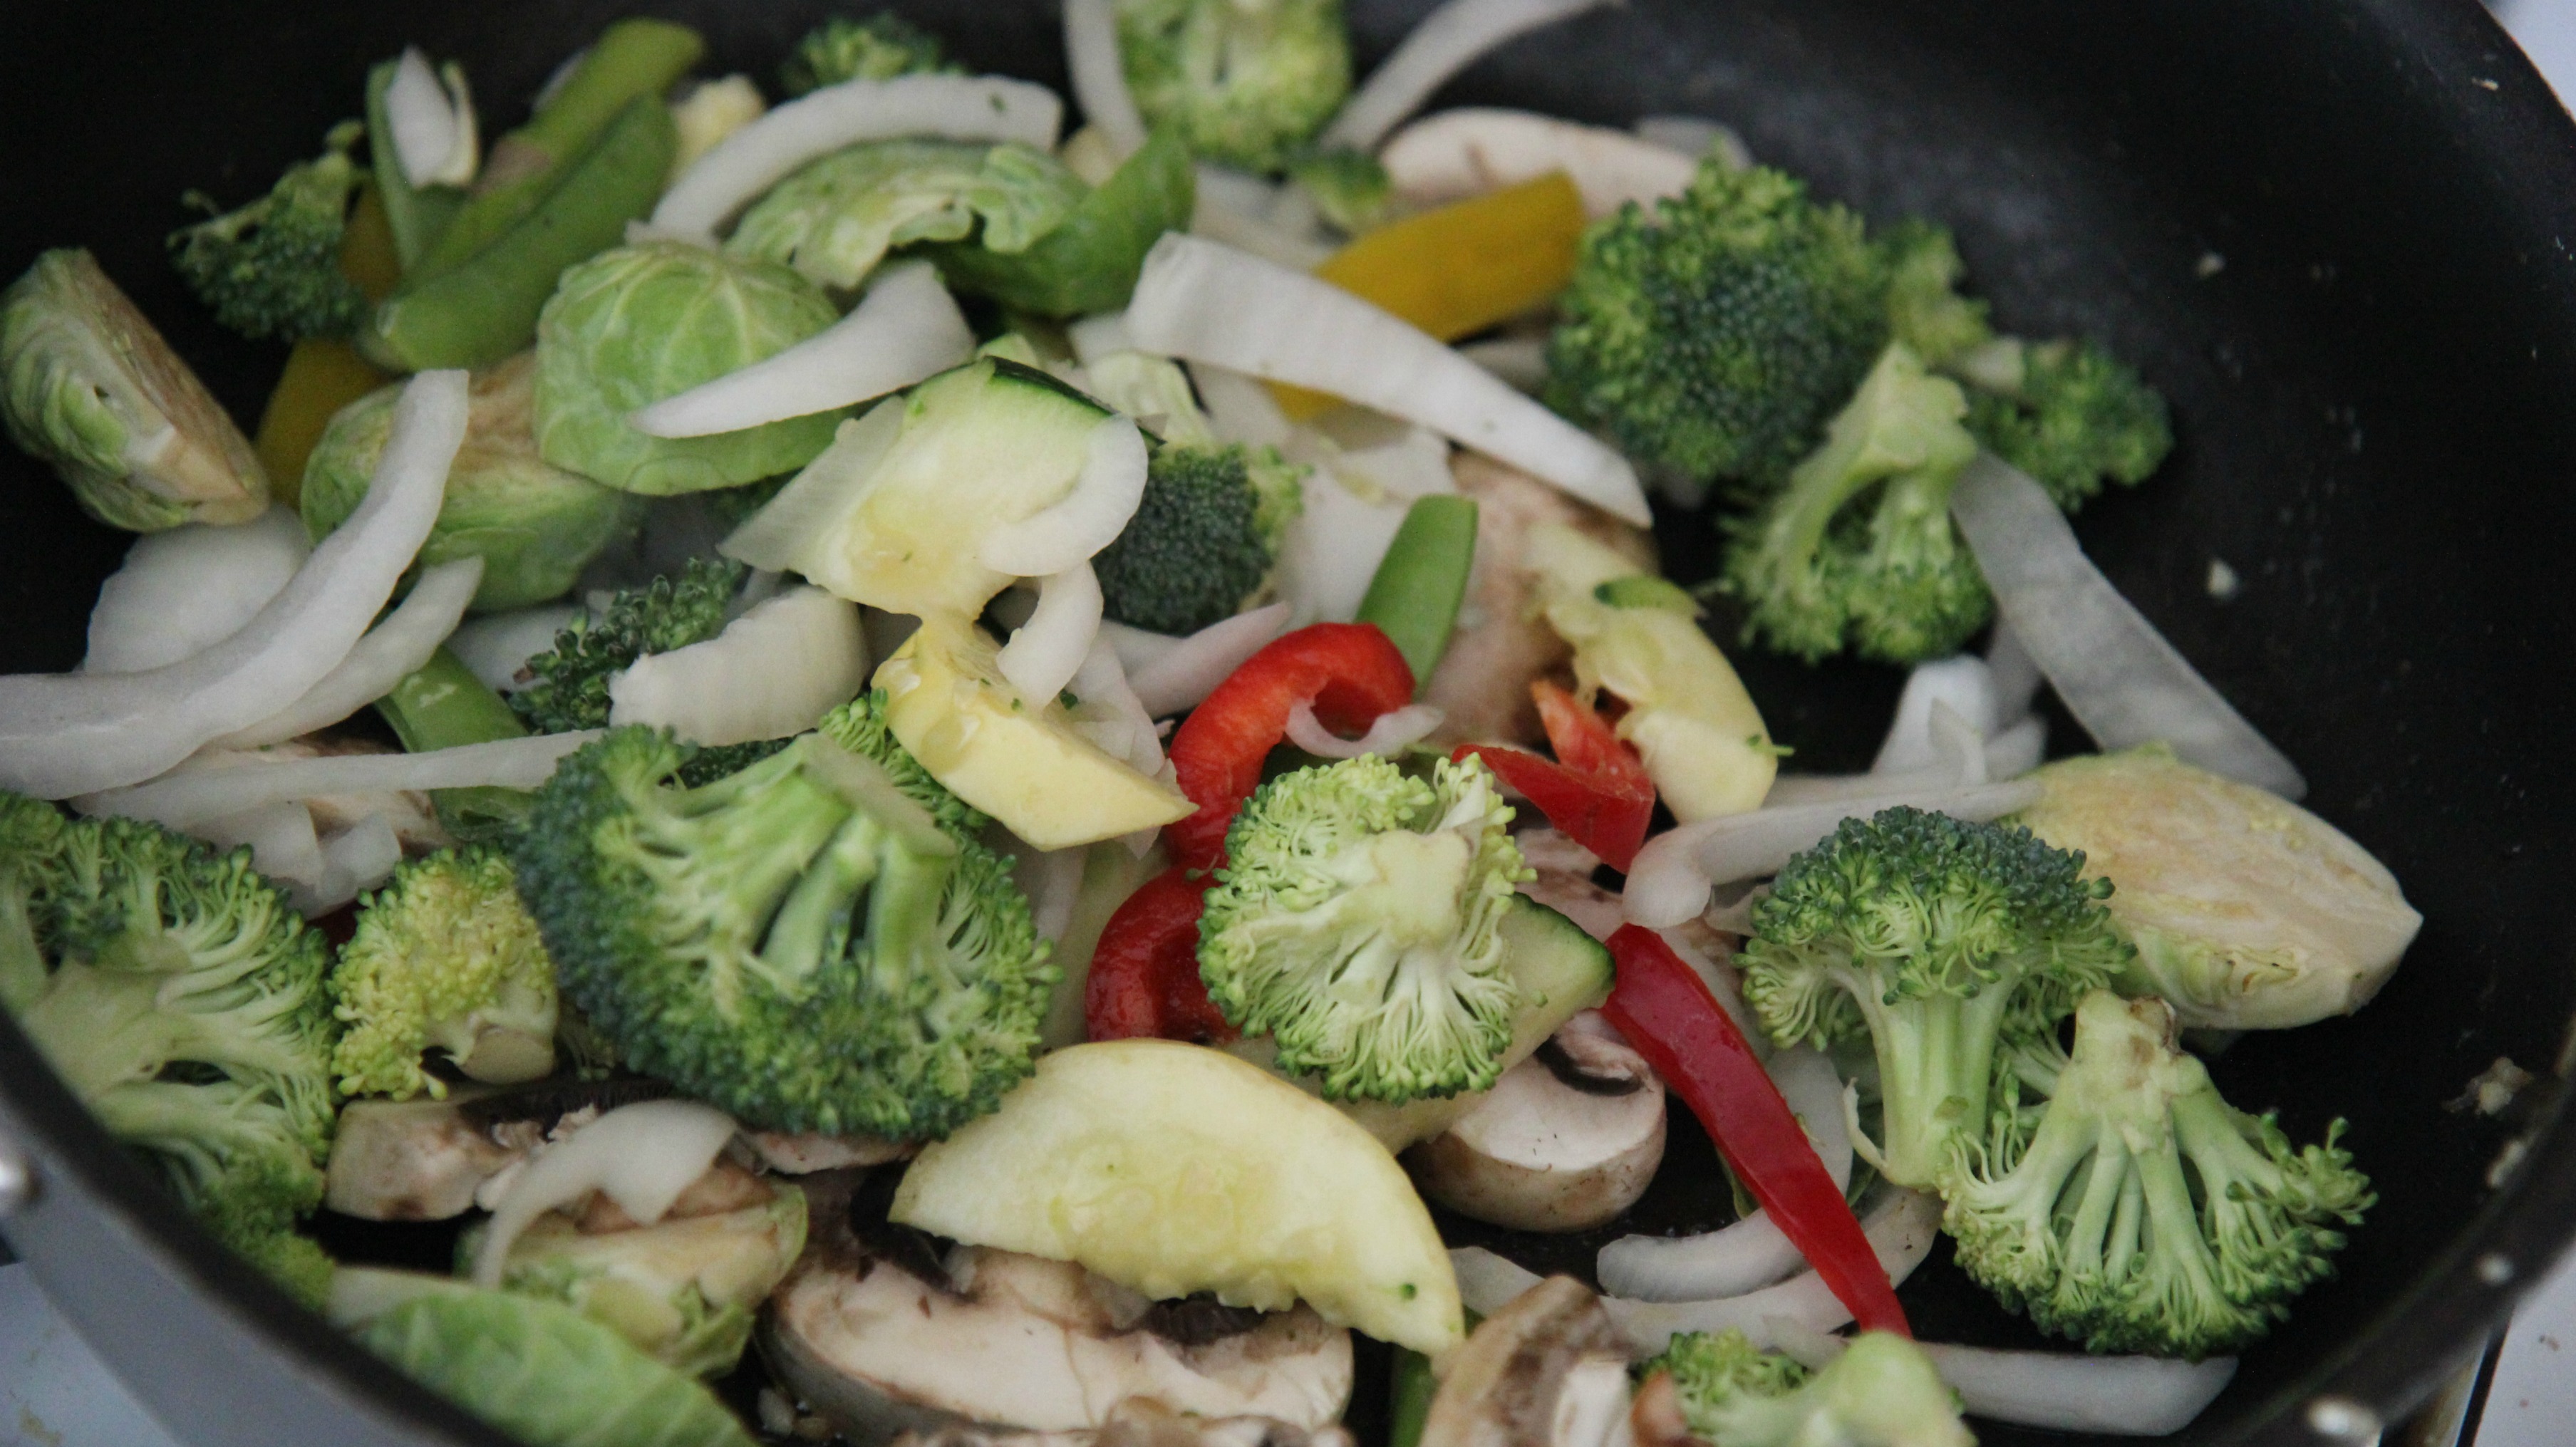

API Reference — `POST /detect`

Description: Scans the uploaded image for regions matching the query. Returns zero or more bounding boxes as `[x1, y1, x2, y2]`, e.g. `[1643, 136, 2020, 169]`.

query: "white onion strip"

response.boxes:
[1766, 1324, 2237, 1437]
[1319, 0, 1615, 153]
[190, 803, 324, 901]
[78, 733, 601, 831]
[608, 587, 867, 747]
[304, 813, 405, 917]
[651, 74, 1065, 241]
[386, 47, 477, 189]
[980, 415, 1150, 576]
[1068, 636, 1166, 779]
[446, 605, 583, 695]
[1063, 0, 1148, 160]
[0, 371, 467, 800]
[207, 558, 485, 752]
[1125, 234, 1650, 524]
[629, 262, 974, 437]
[1122, 603, 1293, 717]
[1379, 108, 1699, 218]
[1597, 1049, 1850, 1302]
[472, 1101, 738, 1288]
[1950, 452, 2305, 798]
[1623, 779, 2046, 928]
[996, 563, 1105, 707]
[83, 509, 312, 675]
[1284, 700, 1443, 759]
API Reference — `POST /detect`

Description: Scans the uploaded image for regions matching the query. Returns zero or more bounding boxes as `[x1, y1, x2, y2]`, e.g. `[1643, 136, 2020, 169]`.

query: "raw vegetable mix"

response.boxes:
[0, 4, 2424, 1446]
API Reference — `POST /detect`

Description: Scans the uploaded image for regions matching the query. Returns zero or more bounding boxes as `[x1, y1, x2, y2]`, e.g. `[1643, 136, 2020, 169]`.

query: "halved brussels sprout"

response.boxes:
[728, 140, 1086, 292]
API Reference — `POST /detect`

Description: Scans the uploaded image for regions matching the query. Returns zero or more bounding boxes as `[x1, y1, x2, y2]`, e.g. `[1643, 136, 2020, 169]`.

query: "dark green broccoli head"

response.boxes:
[509, 717, 1050, 1139]
[1841, 466, 1995, 664]
[1965, 338, 2174, 511]
[511, 558, 745, 737]
[1117, 0, 1353, 172]
[1094, 441, 1301, 636]
[168, 121, 368, 343]
[1548, 164, 1891, 487]
[1740, 807, 2131, 1188]
[780, 11, 958, 95]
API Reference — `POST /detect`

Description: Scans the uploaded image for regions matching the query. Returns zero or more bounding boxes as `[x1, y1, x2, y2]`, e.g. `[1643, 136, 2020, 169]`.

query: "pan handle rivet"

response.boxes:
[0, 1134, 33, 1218]
[2304, 1396, 2381, 1444]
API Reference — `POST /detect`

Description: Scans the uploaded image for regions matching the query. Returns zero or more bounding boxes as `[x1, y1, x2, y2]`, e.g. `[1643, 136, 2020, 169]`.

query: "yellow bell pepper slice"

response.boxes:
[251, 187, 405, 508]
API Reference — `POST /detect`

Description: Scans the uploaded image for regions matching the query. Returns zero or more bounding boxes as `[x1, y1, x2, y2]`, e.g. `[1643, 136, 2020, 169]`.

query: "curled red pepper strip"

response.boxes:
[1452, 682, 1655, 871]
[1164, 623, 1416, 871]
[1084, 866, 1236, 1044]
[1600, 924, 1913, 1338]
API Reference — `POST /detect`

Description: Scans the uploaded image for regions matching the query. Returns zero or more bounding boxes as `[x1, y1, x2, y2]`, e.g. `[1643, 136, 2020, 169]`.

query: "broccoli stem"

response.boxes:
[1847, 979, 2017, 1188]
[1357, 495, 1478, 687]
[762, 812, 886, 984]
[377, 648, 536, 841]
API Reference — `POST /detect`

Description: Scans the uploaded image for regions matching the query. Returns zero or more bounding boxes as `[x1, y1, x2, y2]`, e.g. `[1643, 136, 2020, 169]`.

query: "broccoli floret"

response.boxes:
[1117, 0, 1353, 172]
[329, 847, 561, 1101]
[1945, 989, 2371, 1359]
[1718, 342, 1990, 664]
[1960, 338, 2173, 512]
[1095, 441, 1304, 635]
[1739, 807, 2131, 1189]
[2, 800, 338, 1290]
[1288, 147, 1394, 234]
[1198, 754, 1531, 1103]
[1878, 219, 1992, 370]
[168, 121, 369, 343]
[509, 710, 1051, 1139]
[1548, 163, 1891, 487]
[780, 11, 959, 95]
[1647, 1329, 1972, 1447]
[510, 558, 743, 737]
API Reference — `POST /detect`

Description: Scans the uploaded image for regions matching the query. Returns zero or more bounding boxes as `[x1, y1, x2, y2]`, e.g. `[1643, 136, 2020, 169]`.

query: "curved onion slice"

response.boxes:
[82, 508, 312, 675]
[1595, 1049, 1850, 1302]
[306, 812, 405, 917]
[980, 415, 1150, 576]
[1125, 234, 1650, 524]
[190, 802, 324, 902]
[0, 370, 467, 800]
[446, 604, 581, 694]
[386, 46, 478, 188]
[472, 1100, 738, 1288]
[607, 586, 867, 746]
[1985, 618, 2044, 725]
[1120, 603, 1293, 718]
[1319, 0, 1615, 153]
[1871, 658, 2000, 775]
[1453, 1188, 1945, 1355]
[1285, 700, 1443, 759]
[995, 562, 1105, 707]
[1379, 108, 1699, 217]
[78, 732, 600, 831]
[1950, 452, 2305, 798]
[1623, 779, 2046, 928]
[1068, 636, 1166, 779]
[1063, 0, 1148, 160]
[629, 262, 975, 437]
[652, 74, 1065, 241]
[1633, 115, 1754, 170]
[208, 558, 485, 752]
[1766, 1324, 2236, 1437]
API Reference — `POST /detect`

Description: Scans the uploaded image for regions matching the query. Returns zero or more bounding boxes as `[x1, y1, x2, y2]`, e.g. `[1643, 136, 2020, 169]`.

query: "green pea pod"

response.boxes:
[1357, 494, 1479, 687]
[376, 647, 533, 840]
[364, 60, 465, 272]
[1387, 1344, 1439, 1447]
[929, 129, 1196, 316]
[362, 97, 676, 371]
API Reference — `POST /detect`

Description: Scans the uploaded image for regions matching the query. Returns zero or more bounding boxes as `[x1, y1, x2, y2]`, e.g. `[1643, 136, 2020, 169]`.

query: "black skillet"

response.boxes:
[2, 1, 2572, 1443]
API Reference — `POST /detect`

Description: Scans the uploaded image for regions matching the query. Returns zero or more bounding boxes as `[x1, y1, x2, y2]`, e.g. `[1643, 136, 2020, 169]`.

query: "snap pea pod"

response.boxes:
[1356, 494, 1479, 687]
[1387, 1343, 1438, 1447]
[376, 646, 534, 840]
[363, 59, 465, 272]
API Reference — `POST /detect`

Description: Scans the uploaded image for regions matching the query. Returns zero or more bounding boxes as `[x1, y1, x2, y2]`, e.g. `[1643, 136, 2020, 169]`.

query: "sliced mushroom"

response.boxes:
[1419, 1275, 1633, 1447]
[897, 1395, 1359, 1447]
[1516, 829, 1623, 942]
[1407, 1020, 1665, 1233]
[1380, 109, 1702, 219]
[321, 1076, 671, 1220]
[765, 1210, 1354, 1447]
[1427, 455, 1654, 749]
[746, 1129, 918, 1174]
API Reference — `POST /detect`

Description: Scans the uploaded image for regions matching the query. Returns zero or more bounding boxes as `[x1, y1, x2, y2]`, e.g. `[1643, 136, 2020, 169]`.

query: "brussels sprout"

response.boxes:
[534, 242, 842, 495]
[305, 353, 640, 612]
[728, 140, 1086, 292]
[0, 249, 267, 532]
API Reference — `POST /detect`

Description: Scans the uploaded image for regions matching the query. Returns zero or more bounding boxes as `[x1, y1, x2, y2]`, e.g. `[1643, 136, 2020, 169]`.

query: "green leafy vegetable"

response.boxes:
[728, 140, 1087, 291]
[927, 129, 1198, 316]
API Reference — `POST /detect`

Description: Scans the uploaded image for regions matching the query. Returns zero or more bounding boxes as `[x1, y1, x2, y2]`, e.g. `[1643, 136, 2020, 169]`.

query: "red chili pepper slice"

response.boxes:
[1164, 623, 1416, 871]
[1084, 866, 1236, 1044]
[1600, 925, 1911, 1337]
[1452, 682, 1655, 871]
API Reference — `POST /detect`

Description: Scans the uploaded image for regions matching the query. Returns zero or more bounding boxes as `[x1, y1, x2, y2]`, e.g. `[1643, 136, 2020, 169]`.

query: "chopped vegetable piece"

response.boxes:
[1355, 494, 1479, 684]
[1646, 1329, 1969, 1447]
[728, 140, 1087, 291]
[330, 846, 558, 1100]
[1116, 0, 1352, 172]
[365, 56, 466, 272]
[1452, 680, 1653, 871]
[169, 121, 371, 343]
[254, 339, 392, 511]
[782, 11, 959, 95]
[1084, 863, 1234, 1043]
[927, 129, 1199, 316]
[511, 559, 744, 739]
[376, 647, 537, 841]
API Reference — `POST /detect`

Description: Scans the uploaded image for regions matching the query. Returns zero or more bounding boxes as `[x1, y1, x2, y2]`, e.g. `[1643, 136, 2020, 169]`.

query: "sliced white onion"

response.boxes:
[1062, 0, 1148, 161]
[78, 732, 600, 831]
[1871, 657, 2000, 776]
[1633, 115, 1754, 170]
[1190, 362, 1296, 449]
[1320, 0, 1615, 153]
[1190, 167, 1339, 272]
[607, 587, 867, 747]
[303, 812, 405, 917]
[1458, 336, 1549, 393]
[720, 400, 908, 579]
[1766, 1327, 2236, 1437]
[651, 74, 1065, 242]
[82, 509, 312, 675]
[447, 606, 581, 694]
[1379, 108, 1699, 218]
[629, 262, 975, 437]
[1985, 618, 2043, 725]
[995, 563, 1104, 707]
[1275, 467, 1411, 625]
[1622, 779, 2047, 928]
[1984, 715, 2047, 780]
[1068, 635, 1166, 779]
[980, 415, 1151, 576]
[1950, 453, 2305, 798]
[472, 1100, 738, 1288]
[386, 47, 477, 189]
[1100, 622, 1181, 676]
[207, 558, 485, 752]
[1121, 603, 1292, 717]
[1126, 234, 1650, 524]
[1285, 700, 1444, 759]
[1066, 311, 1134, 367]
[187, 802, 323, 901]
[0, 372, 467, 800]
[1019, 841, 1088, 943]
[1293, 412, 1457, 502]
